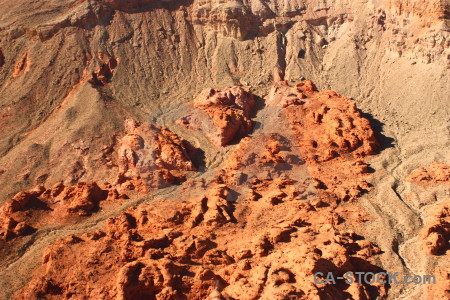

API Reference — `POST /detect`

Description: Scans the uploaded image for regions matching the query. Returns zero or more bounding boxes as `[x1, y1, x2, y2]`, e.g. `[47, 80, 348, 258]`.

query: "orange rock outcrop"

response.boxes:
[0, 0, 447, 296]
[407, 164, 450, 256]
[407, 163, 450, 186]
[421, 200, 450, 255]
[179, 86, 255, 147]
[0, 117, 196, 247]
[267, 80, 379, 203]
[427, 267, 450, 300]
[116, 119, 195, 191]
[15, 178, 386, 299]
[88, 53, 118, 86]
[12, 81, 388, 300]
[0, 182, 127, 242]
[12, 52, 30, 77]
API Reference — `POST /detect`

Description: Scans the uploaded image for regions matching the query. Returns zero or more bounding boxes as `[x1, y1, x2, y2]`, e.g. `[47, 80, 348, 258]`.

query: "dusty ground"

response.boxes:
[0, 0, 449, 299]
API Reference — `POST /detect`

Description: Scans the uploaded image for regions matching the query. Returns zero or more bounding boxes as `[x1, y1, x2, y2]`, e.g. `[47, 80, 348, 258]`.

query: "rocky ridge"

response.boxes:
[8, 80, 389, 299]
[0, 0, 448, 299]
[177, 86, 255, 147]
[2, 80, 447, 299]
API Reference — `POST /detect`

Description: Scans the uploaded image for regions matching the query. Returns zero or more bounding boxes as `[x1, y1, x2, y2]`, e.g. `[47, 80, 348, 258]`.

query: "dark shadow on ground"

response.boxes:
[359, 111, 395, 152]
[227, 93, 266, 145]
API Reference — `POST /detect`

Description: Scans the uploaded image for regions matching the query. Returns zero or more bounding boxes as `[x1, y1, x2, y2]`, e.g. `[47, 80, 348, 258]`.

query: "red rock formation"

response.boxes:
[0, 119, 194, 244]
[6, 80, 389, 299]
[0, 0, 447, 297]
[421, 200, 450, 255]
[260, 134, 286, 164]
[179, 86, 255, 147]
[88, 53, 118, 86]
[0, 182, 127, 242]
[14, 179, 385, 299]
[247, 177, 298, 204]
[13, 81, 387, 299]
[266, 80, 379, 202]
[12, 52, 30, 77]
[213, 80, 378, 205]
[427, 267, 450, 299]
[116, 119, 195, 190]
[407, 163, 450, 186]
[284, 80, 379, 161]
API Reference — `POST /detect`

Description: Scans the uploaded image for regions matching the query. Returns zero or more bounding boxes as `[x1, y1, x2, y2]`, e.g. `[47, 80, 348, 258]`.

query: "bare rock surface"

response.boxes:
[117, 119, 195, 190]
[0, 0, 448, 299]
[421, 200, 450, 256]
[178, 86, 255, 146]
[10, 82, 387, 298]
[407, 163, 450, 186]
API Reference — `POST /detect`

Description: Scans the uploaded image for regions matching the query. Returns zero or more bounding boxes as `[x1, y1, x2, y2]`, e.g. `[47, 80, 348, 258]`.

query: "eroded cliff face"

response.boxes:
[0, 0, 448, 299]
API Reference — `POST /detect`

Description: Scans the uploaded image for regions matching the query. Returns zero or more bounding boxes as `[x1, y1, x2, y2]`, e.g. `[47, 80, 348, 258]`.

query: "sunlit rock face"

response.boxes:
[0, 0, 448, 299]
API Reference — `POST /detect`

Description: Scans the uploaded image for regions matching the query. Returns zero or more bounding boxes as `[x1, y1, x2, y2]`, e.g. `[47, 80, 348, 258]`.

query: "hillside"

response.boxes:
[0, 0, 449, 299]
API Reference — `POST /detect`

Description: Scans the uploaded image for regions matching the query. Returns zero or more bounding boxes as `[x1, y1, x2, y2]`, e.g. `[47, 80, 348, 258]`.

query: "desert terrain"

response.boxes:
[0, 0, 449, 299]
